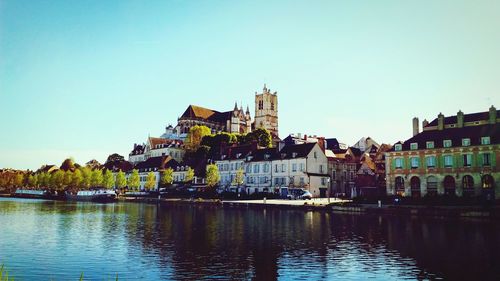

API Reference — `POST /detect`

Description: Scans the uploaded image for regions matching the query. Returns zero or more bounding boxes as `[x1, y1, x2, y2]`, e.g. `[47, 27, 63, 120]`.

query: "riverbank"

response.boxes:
[120, 196, 500, 219]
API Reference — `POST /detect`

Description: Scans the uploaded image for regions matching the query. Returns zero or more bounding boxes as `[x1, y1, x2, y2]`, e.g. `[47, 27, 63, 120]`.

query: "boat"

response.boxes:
[12, 189, 50, 199]
[66, 189, 117, 203]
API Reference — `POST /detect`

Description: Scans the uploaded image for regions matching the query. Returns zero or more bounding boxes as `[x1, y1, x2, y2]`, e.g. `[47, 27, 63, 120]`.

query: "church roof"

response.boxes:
[180, 105, 232, 124]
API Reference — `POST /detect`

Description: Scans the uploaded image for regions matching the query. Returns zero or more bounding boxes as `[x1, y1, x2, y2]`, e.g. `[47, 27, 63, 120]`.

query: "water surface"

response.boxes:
[0, 198, 499, 280]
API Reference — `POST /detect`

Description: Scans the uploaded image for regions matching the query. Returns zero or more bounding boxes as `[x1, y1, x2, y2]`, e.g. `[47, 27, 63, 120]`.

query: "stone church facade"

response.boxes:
[174, 85, 279, 138]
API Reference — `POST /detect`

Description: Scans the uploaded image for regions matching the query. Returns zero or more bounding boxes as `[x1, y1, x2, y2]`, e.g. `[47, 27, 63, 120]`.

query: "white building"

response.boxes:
[214, 144, 256, 191]
[129, 137, 185, 165]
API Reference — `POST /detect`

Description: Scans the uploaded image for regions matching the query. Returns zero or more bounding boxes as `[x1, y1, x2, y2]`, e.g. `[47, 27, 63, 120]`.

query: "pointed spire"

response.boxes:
[263, 83, 267, 92]
[234, 101, 238, 111]
[246, 105, 250, 114]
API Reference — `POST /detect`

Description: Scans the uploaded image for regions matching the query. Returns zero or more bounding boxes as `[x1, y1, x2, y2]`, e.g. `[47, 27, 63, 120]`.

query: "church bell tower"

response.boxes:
[254, 84, 278, 138]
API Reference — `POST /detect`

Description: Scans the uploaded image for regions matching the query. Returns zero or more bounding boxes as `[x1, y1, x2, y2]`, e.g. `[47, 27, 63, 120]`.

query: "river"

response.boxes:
[0, 198, 499, 280]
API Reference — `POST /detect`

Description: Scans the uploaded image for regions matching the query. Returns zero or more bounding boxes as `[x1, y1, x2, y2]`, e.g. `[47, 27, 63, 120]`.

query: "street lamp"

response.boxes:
[327, 177, 331, 203]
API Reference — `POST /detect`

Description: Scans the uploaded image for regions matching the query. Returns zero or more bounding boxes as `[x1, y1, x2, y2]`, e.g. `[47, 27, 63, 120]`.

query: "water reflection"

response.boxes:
[0, 198, 499, 280]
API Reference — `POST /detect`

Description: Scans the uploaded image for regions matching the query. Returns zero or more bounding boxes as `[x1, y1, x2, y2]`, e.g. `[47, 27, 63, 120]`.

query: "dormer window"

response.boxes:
[264, 154, 270, 160]
[462, 138, 471, 147]
[426, 141, 434, 149]
[236, 153, 242, 158]
[292, 152, 298, 158]
[410, 143, 418, 150]
[395, 144, 402, 151]
[481, 137, 490, 145]
[443, 140, 452, 148]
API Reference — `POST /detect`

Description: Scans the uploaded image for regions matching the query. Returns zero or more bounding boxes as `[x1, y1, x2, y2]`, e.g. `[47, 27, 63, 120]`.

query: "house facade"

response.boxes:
[385, 107, 499, 199]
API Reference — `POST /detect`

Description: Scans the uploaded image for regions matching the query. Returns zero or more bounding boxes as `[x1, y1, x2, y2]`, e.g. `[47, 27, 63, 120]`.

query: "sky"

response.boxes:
[1, 0, 499, 170]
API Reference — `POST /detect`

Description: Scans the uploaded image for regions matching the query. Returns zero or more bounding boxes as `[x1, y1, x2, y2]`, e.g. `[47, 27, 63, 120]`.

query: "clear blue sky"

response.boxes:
[1, 0, 499, 170]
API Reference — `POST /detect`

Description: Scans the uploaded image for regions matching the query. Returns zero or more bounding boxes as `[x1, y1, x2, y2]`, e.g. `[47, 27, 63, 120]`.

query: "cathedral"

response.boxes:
[172, 85, 279, 138]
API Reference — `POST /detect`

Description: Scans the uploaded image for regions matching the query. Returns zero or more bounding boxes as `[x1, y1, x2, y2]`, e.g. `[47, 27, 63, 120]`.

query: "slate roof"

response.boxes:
[391, 123, 499, 151]
[130, 144, 145, 156]
[180, 105, 232, 124]
[272, 143, 317, 160]
[426, 110, 500, 127]
[135, 156, 179, 172]
[248, 147, 276, 161]
[103, 161, 134, 173]
[215, 143, 257, 161]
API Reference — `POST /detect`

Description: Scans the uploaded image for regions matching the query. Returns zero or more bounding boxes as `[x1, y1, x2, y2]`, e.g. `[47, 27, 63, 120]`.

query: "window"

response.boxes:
[395, 144, 402, 151]
[410, 157, 419, 168]
[395, 158, 403, 169]
[319, 165, 324, 173]
[314, 152, 318, 158]
[463, 154, 472, 167]
[292, 163, 297, 172]
[481, 137, 491, 145]
[300, 177, 305, 185]
[410, 143, 418, 150]
[300, 163, 305, 172]
[275, 165, 278, 173]
[483, 153, 491, 166]
[426, 156, 436, 168]
[253, 164, 259, 173]
[321, 178, 326, 185]
[462, 138, 471, 147]
[332, 171, 336, 180]
[426, 141, 434, 149]
[281, 164, 286, 172]
[443, 140, 452, 148]
[444, 155, 453, 168]
[263, 164, 269, 173]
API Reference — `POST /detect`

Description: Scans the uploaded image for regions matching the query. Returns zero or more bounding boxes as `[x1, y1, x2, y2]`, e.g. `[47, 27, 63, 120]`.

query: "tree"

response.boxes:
[90, 169, 103, 188]
[102, 169, 115, 190]
[60, 158, 76, 171]
[38, 172, 50, 188]
[105, 153, 125, 164]
[206, 164, 220, 188]
[52, 170, 65, 191]
[128, 169, 140, 191]
[161, 168, 174, 187]
[72, 169, 83, 190]
[246, 128, 272, 148]
[185, 167, 195, 184]
[80, 167, 92, 189]
[144, 172, 157, 191]
[63, 170, 73, 188]
[115, 171, 127, 190]
[185, 125, 212, 152]
[28, 174, 38, 188]
[233, 168, 245, 187]
[14, 173, 25, 187]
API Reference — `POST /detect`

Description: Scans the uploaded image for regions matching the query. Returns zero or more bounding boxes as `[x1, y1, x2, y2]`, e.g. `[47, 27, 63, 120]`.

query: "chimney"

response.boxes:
[438, 113, 445, 130]
[317, 137, 326, 153]
[457, 110, 464, 128]
[422, 119, 429, 129]
[489, 105, 497, 124]
[412, 117, 419, 136]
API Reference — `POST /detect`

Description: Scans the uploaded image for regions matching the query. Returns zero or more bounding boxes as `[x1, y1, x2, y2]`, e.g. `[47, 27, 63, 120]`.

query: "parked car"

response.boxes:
[287, 188, 312, 200]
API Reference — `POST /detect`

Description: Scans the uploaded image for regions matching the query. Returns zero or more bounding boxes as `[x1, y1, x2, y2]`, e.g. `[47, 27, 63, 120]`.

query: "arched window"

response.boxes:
[462, 175, 474, 189]
[482, 175, 495, 189]
[395, 176, 404, 195]
[427, 176, 438, 196]
[271, 102, 275, 110]
[443, 175, 456, 196]
[410, 176, 421, 198]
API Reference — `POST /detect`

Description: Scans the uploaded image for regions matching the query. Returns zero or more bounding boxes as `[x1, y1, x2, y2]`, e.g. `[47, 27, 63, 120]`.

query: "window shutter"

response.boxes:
[492, 152, 497, 167]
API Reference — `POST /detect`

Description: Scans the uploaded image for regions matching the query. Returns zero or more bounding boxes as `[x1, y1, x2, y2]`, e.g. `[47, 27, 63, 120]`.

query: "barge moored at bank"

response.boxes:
[66, 189, 117, 203]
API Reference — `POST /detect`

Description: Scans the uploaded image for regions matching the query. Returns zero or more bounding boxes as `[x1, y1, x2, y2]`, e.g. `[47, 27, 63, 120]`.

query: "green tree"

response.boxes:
[185, 167, 195, 184]
[161, 168, 174, 187]
[28, 174, 38, 188]
[144, 172, 157, 191]
[72, 169, 83, 190]
[60, 158, 76, 171]
[233, 168, 245, 187]
[127, 169, 140, 191]
[80, 167, 92, 189]
[52, 170, 65, 191]
[102, 169, 115, 190]
[38, 172, 50, 188]
[63, 170, 73, 188]
[115, 170, 127, 189]
[247, 128, 272, 148]
[14, 173, 25, 187]
[185, 125, 212, 152]
[90, 169, 103, 188]
[206, 164, 220, 188]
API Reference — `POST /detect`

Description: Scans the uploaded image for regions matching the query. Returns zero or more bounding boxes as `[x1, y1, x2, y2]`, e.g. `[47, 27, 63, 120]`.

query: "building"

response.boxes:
[385, 107, 499, 199]
[214, 143, 257, 191]
[326, 149, 357, 198]
[134, 156, 179, 190]
[254, 84, 279, 138]
[129, 137, 184, 165]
